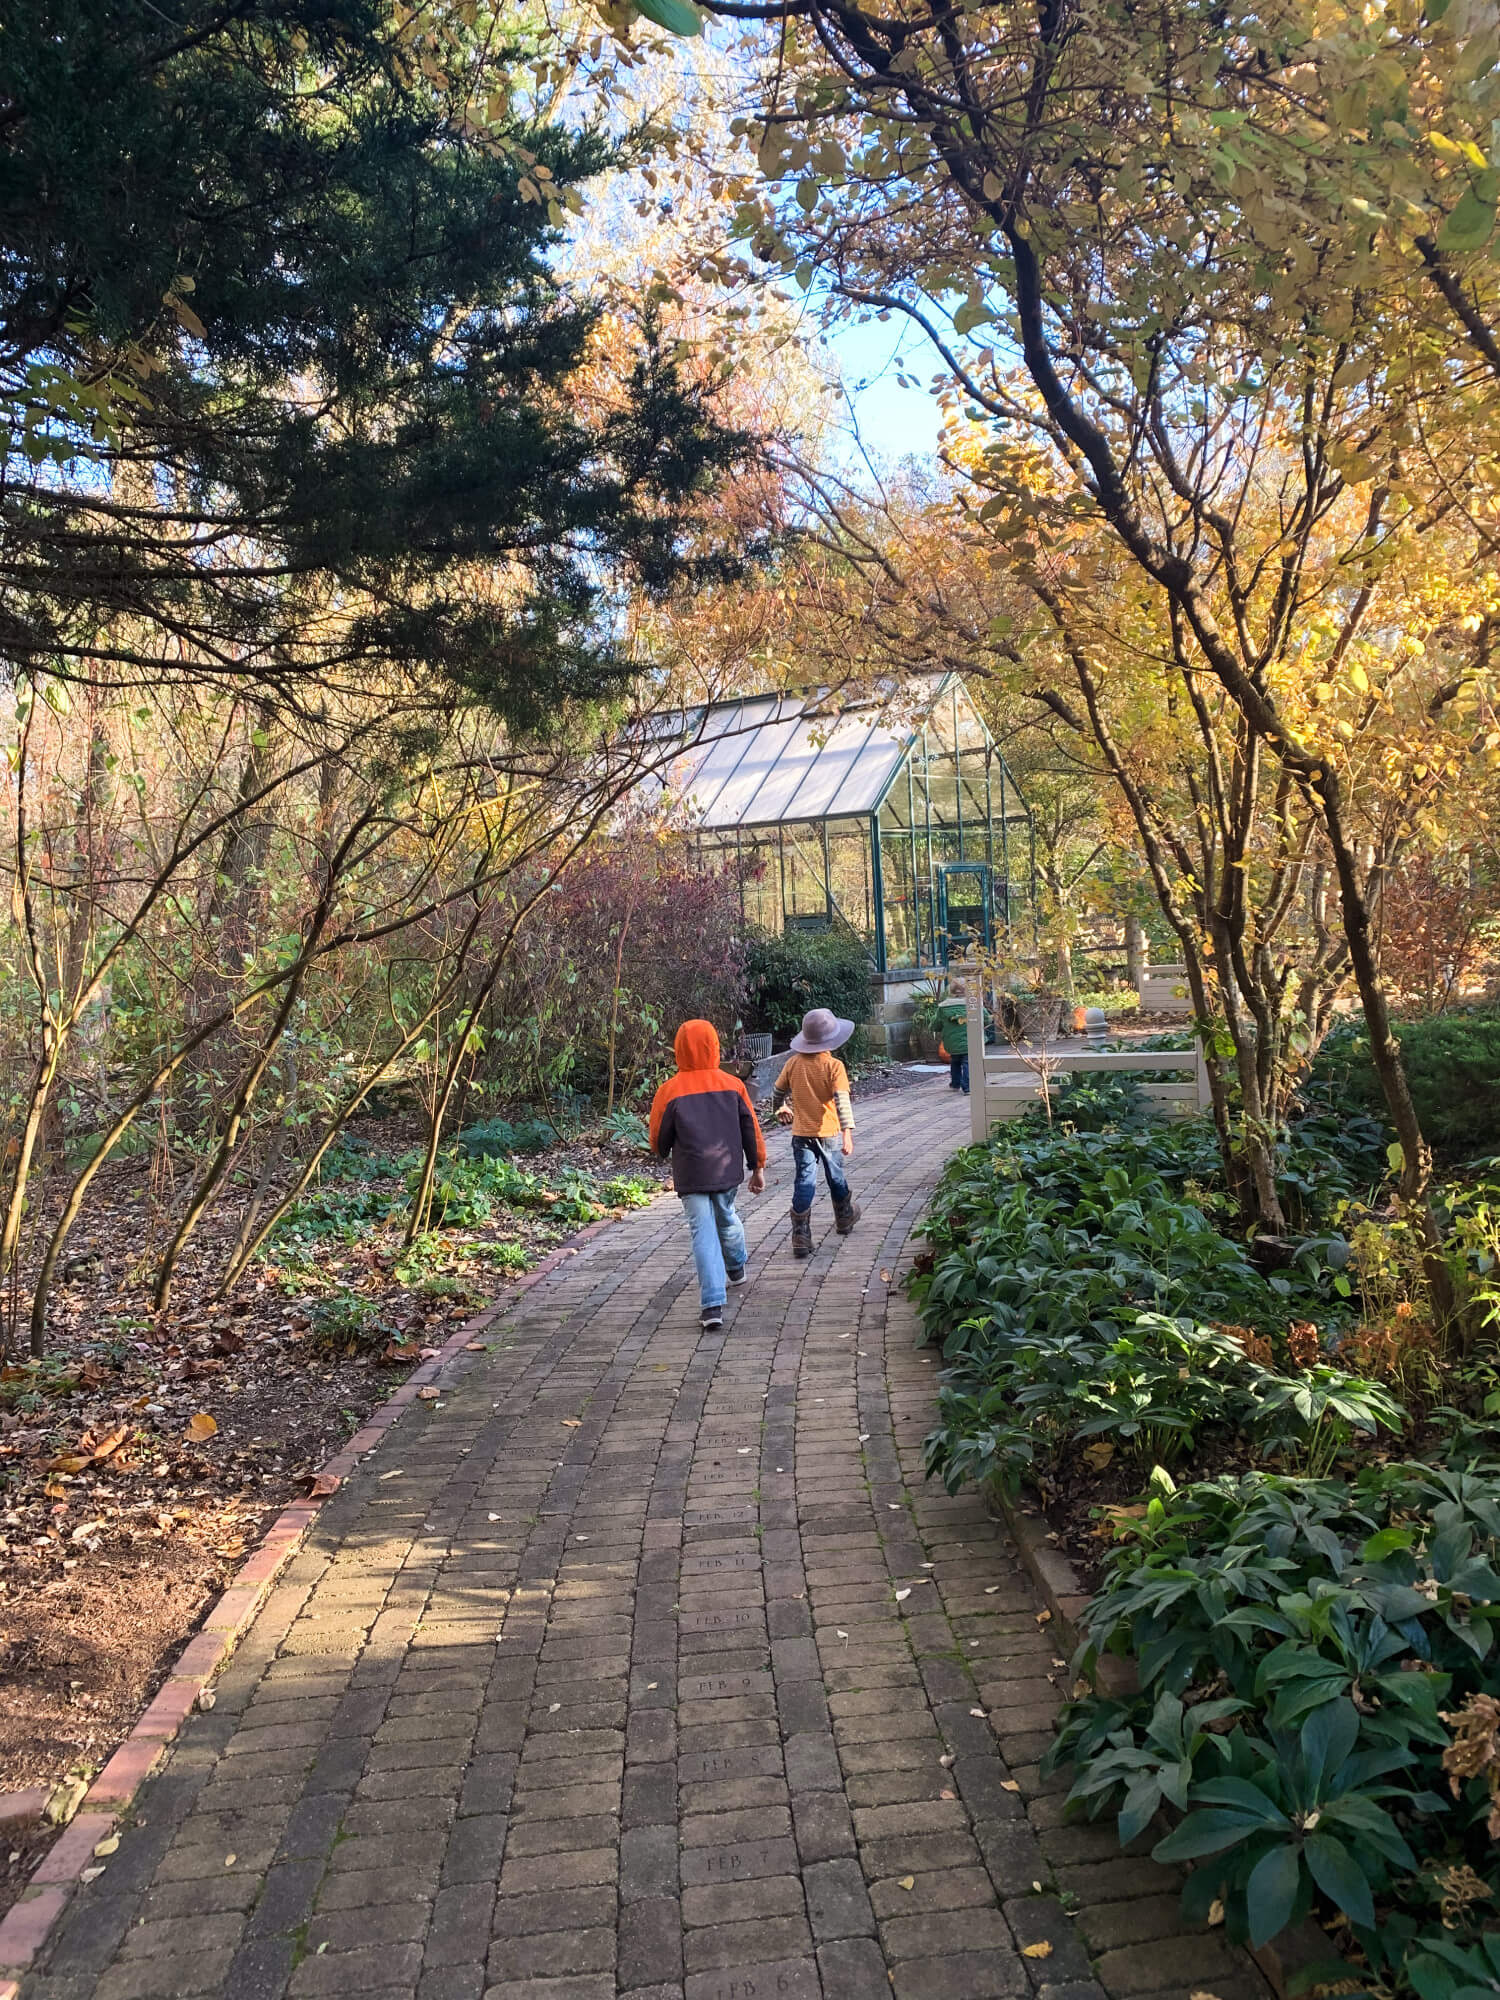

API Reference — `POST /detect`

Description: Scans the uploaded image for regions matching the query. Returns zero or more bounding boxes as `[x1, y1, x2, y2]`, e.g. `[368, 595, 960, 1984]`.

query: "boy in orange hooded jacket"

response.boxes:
[649, 1020, 766, 1330]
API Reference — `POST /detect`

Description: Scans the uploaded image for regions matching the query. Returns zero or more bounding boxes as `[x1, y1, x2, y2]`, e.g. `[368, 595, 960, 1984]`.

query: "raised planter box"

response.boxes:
[965, 1034, 1213, 1142]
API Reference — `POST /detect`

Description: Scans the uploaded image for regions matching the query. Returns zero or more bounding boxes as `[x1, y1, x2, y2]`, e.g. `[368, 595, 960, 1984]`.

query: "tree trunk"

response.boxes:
[1320, 778, 1458, 1330]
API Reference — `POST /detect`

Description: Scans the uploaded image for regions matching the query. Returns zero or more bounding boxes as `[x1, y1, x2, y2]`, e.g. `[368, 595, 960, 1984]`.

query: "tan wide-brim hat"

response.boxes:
[789, 1007, 855, 1055]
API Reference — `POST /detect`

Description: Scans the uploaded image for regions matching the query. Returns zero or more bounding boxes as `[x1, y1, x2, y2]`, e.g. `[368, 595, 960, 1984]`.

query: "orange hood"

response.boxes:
[673, 1020, 721, 1072]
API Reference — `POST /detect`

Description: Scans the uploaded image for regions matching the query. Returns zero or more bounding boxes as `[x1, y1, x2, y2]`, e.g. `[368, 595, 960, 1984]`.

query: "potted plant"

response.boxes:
[983, 938, 1068, 1044]
[907, 975, 948, 1059]
[1015, 989, 1066, 1041]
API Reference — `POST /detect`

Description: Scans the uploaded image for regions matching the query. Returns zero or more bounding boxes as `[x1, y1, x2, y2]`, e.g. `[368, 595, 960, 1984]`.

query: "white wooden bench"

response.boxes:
[964, 985, 1209, 1140]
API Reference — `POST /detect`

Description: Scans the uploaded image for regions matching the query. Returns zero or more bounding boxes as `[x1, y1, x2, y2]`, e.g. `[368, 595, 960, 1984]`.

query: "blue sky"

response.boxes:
[813, 310, 945, 465]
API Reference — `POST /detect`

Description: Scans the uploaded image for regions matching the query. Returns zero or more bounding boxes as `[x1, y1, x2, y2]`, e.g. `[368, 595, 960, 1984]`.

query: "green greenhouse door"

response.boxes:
[938, 863, 990, 961]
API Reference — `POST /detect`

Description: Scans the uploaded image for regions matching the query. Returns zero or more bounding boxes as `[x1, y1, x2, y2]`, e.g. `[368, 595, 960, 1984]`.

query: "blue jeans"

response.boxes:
[949, 1054, 969, 1093]
[680, 1189, 747, 1310]
[791, 1135, 850, 1215]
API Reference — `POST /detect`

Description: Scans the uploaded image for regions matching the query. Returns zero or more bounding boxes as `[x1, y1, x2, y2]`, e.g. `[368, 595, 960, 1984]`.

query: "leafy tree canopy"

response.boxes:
[0, 0, 752, 725]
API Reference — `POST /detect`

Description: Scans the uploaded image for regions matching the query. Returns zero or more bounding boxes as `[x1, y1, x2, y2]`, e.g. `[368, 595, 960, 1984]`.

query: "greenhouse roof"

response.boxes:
[640, 680, 961, 832]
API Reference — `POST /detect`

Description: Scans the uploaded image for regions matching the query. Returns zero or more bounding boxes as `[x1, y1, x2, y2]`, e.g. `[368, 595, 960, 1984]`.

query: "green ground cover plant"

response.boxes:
[1049, 1464, 1500, 1983]
[260, 1138, 653, 1299]
[1309, 1009, 1500, 1162]
[414, 1152, 655, 1230]
[307, 1290, 400, 1357]
[912, 1072, 1500, 1994]
[456, 1117, 553, 1159]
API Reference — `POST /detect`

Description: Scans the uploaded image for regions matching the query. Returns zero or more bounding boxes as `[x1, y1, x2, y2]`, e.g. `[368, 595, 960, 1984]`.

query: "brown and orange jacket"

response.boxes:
[649, 1021, 767, 1195]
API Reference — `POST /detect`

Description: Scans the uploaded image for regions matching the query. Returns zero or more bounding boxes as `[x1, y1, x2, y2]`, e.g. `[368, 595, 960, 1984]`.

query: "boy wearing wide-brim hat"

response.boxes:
[773, 1008, 860, 1259]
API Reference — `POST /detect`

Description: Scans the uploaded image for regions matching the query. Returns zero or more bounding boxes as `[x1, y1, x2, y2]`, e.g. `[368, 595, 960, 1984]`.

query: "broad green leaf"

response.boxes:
[633, 0, 702, 34]
[1188, 1777, 1293, 1825]
[1302, 1833, 1374, 1930]
[1245, 1840, 1301, 1947]
[1154, 1808, 1269, 1861]
[1438, 189, 1496, 252]
[1118, 1772, 1161, 1845]
[1302, 1698, 1358, 1792]
[1361, 1526, 1415, 1560]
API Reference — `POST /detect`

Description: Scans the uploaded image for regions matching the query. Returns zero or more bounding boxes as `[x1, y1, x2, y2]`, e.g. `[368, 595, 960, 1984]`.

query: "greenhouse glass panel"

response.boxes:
[776, 713, 890, 821]
[701, 712, 807, 826]
[825, 817, 875, 943]
[820, 729, 909, 817]
[878, 781, 911, 830]
[738, 831, 780, 932]
[652, 696, 780, 823]
[926, 746, 962, 834]
[953, 696, 991, 834]
[878, 828, 917, 968]
[625, 675, 1033, 975]
[780, 827, 830, 924]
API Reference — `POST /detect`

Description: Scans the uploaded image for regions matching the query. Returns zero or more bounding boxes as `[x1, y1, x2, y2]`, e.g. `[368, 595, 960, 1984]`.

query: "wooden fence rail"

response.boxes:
[964, 981, 1210, 1143]
[1136, 963, 1194, 1014]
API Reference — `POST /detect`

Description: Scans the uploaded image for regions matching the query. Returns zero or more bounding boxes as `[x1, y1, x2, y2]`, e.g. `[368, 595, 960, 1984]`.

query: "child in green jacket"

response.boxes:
[936, 995, 970, 1094]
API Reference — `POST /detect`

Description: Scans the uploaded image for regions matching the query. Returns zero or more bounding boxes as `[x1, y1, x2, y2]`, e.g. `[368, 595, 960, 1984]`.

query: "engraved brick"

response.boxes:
[679, 1840, 799, 1888]
[682, 1961, 819, 2000]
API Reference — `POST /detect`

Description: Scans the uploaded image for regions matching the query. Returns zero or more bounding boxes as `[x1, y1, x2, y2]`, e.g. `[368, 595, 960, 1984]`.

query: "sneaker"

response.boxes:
[700, 1305, 724, 1330]
[725, 1266, 748, 1288]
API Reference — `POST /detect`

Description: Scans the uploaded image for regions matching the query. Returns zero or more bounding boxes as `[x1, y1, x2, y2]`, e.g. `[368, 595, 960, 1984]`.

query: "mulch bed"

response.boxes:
[1025, 1420, 1433, 1599]
[847, 1061, 942, 1101]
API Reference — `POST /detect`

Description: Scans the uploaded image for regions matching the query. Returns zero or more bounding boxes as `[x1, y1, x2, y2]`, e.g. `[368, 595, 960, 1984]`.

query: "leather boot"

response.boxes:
[833, 1192, 861, 1235]
[790, 1207, 814, 1259]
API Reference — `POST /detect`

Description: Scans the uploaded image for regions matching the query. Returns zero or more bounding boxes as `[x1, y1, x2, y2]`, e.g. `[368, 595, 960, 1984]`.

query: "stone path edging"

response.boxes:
[0, 1214, 626, 1998]
[985, 1493, 1093, 1656]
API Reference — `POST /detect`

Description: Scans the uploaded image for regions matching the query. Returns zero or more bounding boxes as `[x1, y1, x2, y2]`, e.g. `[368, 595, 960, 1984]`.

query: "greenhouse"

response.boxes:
[641, 676, 1034, 975]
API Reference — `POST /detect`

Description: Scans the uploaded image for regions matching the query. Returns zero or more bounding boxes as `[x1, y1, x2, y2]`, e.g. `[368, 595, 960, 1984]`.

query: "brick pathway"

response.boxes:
[23, 1082, 1268, 2000]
